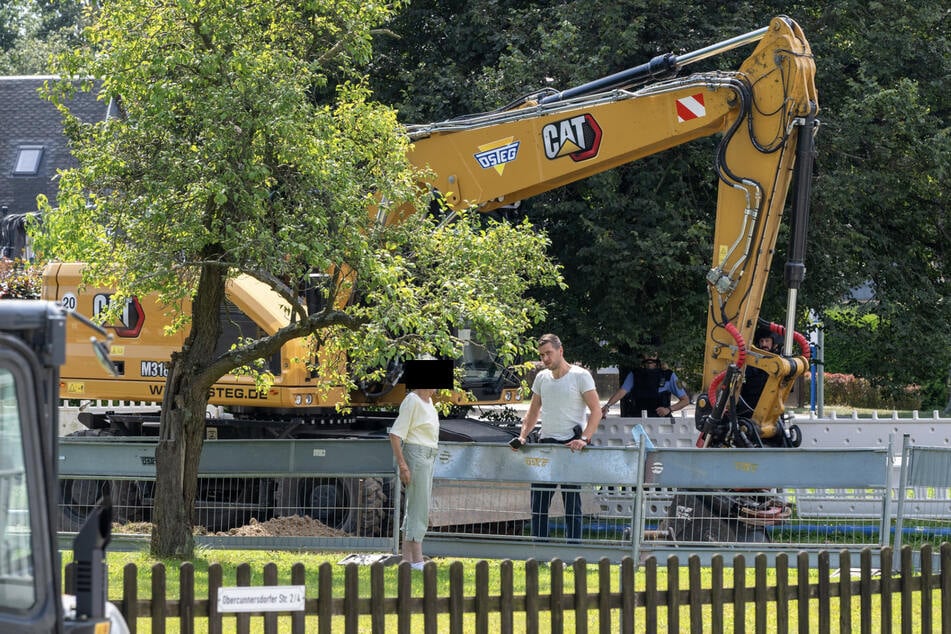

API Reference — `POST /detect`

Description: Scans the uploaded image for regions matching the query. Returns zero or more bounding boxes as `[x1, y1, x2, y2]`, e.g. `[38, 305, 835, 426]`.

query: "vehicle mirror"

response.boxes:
[90, 335, 117, 377]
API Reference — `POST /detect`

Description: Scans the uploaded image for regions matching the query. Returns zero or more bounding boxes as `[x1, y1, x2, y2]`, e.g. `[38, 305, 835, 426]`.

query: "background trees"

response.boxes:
[370, 0, 949, 408]
[802, 3, 949, 408]
[0, 0, 87, 74]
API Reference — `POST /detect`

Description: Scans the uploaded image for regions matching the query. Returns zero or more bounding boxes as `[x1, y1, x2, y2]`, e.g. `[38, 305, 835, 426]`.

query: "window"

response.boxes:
[0, 368, 34, 610]
[12, 146, 43, 176]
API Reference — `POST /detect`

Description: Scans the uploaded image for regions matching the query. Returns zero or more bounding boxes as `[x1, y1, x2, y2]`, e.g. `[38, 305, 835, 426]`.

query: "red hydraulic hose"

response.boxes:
[707, 322, 747, 397]
[768, 322, 811, 360]
[698, 323, 746, 448]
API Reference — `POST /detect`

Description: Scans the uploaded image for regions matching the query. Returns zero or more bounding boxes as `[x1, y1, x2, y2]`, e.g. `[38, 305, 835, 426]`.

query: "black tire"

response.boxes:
[274, 476, 388, 536]
[193, 477, 259, 532]
[59, 477, 107, 532]
[660, 492, 768, 543]
[59, 429, 137, 531]
[110, 479, 146, 523]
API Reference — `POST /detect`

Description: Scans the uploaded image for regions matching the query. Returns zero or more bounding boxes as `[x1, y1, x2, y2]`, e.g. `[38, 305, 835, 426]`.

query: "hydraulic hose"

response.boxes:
[708, 322, 747, 397]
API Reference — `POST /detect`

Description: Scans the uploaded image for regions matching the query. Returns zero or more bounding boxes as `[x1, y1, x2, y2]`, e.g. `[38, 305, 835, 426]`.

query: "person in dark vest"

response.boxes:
[602, 352, 689, 419]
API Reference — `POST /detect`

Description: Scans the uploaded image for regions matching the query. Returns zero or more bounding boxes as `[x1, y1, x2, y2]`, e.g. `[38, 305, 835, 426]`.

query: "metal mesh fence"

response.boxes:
[427, 480, 634, 544]
[58, 475, 397, 539]
[60, 477, 890, 547]
[52, 437, 951, 563]
[55, 472, 903, 558]
[641, 487, 887, 550]
[894, 446, 951, 551]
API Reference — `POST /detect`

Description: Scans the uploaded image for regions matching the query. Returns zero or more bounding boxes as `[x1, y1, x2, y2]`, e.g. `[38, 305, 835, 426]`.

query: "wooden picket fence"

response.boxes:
[66, 544, 951, 634]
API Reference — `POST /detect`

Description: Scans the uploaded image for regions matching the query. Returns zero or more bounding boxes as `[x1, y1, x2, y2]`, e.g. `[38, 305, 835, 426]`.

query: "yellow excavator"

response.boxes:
[406, 15, 818, 449]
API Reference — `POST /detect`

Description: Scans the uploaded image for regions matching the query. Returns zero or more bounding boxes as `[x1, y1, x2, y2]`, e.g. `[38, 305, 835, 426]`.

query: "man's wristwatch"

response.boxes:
[580, 435, 590, 445]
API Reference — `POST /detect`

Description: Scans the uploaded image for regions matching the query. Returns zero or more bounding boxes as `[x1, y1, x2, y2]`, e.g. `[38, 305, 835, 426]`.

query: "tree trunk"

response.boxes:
[150, 263, 225, 558]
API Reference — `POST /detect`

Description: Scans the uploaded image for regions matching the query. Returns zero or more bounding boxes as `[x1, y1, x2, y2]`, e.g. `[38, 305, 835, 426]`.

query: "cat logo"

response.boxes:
[92, 293, 145, 338]
[542, 113, 602, 162]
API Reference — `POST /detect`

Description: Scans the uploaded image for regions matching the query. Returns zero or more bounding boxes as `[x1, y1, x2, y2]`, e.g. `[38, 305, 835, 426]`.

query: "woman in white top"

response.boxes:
[388, 387, 440, 569]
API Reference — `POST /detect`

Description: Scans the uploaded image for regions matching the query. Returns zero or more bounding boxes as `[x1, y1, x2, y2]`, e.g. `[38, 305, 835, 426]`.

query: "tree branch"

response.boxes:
[196, 308, 366, 386]
[240, 268, 308, 323]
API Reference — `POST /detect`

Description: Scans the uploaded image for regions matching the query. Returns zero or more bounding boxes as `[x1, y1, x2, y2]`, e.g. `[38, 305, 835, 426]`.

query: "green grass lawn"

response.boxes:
[62, 548, 943, 633]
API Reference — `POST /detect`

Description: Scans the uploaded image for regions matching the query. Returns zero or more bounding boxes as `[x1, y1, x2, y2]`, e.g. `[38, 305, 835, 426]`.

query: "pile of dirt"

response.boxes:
[112, 521, 153, 535]
[112, 515, 348, 537]
[213, 515, 349, 537]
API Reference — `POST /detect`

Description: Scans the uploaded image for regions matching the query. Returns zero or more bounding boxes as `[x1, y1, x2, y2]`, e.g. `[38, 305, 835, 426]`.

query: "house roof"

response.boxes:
[0, 76, 109, 216]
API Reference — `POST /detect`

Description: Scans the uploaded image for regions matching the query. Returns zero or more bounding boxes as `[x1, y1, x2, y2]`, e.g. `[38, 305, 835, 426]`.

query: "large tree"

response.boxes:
[35, 0, 560, 557]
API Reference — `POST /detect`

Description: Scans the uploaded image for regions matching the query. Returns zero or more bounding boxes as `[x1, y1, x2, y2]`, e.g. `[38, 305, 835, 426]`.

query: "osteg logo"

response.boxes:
[474, 137, 520, 175]
[542, 113, 602, 162]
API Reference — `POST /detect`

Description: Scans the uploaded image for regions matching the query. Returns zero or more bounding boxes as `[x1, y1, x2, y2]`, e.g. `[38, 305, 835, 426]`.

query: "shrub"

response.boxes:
[0, 259, 42, 299]
[823, 372, 922, 410]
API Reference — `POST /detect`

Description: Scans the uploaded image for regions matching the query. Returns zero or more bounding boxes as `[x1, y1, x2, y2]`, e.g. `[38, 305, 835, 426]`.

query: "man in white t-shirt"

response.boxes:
[512, 333, 601, 541]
